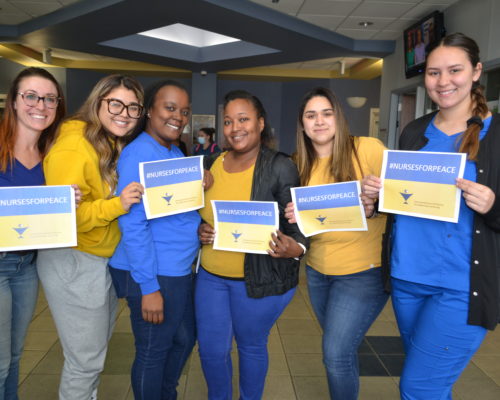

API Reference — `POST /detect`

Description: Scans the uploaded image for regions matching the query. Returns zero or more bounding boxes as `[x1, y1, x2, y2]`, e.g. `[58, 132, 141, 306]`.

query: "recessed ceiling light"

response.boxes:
[358, 21, 373, 28]
[138, 23, 240, 48]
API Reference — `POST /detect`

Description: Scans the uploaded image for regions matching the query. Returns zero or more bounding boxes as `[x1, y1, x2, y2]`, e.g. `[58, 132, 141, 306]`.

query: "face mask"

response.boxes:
[198, 137, 206, 145]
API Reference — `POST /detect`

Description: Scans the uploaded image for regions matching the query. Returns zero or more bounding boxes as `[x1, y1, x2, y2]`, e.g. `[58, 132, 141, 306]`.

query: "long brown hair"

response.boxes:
[295, 87, 362, 185]
[428, 33, 488, 160]
[0, 67, 66, 172]
[70, 74, 143, 196]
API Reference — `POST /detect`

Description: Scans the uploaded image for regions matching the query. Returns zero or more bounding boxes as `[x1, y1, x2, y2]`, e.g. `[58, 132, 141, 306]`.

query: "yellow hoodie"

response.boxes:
[43, 120, 126, 257]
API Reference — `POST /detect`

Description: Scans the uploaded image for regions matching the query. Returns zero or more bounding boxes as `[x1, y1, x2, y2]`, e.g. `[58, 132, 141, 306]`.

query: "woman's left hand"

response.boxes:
[456, 178, 496, 214]
[203, 169, 214, 190]
[71, 184, 82, 208]
[268, 230, 304, 259]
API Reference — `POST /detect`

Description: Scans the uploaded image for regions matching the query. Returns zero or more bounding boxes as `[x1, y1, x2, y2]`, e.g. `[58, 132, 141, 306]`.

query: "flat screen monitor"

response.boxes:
[404, 11, 445, 79]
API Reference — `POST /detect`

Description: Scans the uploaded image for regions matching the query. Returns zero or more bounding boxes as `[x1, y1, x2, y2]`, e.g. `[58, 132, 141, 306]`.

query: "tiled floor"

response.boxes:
[18, 269, 500, 400]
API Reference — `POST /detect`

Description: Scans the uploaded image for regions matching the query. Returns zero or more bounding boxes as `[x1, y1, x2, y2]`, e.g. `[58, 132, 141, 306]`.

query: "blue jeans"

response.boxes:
[306, 265, 388, 400]
[392, 278, 487, 400]
[109, 267, 195, 400]
[0, 251, 38, 400]
[195, 267, 295, 400]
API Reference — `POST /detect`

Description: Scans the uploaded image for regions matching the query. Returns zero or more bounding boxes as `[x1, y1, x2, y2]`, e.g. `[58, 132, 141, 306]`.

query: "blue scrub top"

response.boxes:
[0, 159, 44, 187]
[391, 117, 491, 291]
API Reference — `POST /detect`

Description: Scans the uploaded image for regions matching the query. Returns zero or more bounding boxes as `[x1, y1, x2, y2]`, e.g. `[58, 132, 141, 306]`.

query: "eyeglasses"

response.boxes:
[101, 98, 143, 119]
[18, 92, 60, 109]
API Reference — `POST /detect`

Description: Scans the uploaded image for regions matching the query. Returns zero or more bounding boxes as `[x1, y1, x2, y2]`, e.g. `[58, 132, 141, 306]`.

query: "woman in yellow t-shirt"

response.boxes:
[285, 87, 388, 400]
[197, 90, 307, 399]
[37, 75, 144, 400]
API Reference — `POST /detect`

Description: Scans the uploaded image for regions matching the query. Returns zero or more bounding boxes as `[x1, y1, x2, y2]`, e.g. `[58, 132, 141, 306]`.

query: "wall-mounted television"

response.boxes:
[404, 11, 445, 79]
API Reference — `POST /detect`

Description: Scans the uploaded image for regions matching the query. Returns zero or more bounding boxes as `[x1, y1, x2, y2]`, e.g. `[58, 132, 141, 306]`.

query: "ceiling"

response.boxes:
[0, 0, 460, 80]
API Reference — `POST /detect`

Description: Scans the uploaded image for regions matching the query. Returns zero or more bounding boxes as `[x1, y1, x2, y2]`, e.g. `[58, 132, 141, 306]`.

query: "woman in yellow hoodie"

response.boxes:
[37, 75, 144, 400]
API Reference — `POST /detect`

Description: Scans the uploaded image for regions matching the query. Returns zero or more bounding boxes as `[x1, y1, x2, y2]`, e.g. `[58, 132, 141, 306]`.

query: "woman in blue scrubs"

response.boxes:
[362, 32, 500, 399]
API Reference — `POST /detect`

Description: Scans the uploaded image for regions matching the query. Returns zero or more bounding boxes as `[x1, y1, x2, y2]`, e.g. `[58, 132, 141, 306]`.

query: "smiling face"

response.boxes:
[223, 98, 264, 154]
[98, 86, 140, 138]
[146, 85, 190, 148]
[301, 96, 336, 154]
[15, 76, 59, 135]
[425, 45, 482, 113]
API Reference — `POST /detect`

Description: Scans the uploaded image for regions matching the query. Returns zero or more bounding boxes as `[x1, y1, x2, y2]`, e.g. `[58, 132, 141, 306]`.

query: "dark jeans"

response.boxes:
[306, 266, 389, 400]
[109, 267, 195, 400]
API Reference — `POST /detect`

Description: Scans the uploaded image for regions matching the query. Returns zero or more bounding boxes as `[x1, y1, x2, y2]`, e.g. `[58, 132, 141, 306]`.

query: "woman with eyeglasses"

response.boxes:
[0, 67, 65, 400]
[109, 80, 201, 400]
[37, 74, 144, 400]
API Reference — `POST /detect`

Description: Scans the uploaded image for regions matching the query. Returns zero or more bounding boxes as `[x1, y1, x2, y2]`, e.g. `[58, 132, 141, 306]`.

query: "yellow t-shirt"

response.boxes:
[307, 136, 387, 275]
[199, 153, 254, 278]
[43, 120, 127, 257]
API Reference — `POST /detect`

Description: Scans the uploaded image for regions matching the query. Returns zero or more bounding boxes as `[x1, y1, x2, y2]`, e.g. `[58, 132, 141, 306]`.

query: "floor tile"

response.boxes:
[287, 354, 325, 376]
[27, 316, 57, 332]
[18, 374, 28, 385]
[267, 352, 290, 376]
[378, 355, 404, 376]
[277, 319, 321, 335]
[472, 356, 500, 385]
[280, 334, 322, 354]
[453, 376, 500, 400]
[366, 320, 400, 336]
[358, 355, 389, 376]
[262, 375, 296, 399]
[18, 374, 60, 400]
[19, 350, 46, 375]
[102, 332, 134, 375]
[23, 331, 58, 351]
[293, 376, 329, 400]
[98, 375, 130, 400]
[30, 343, 63, 374]
[366, 336, 404, 355]
[113, 315, 132, 333]
[358, 338, 374, 355]
[475, 330, 500, 356]
[267, 333, 285, 354]
[359, 377, 399, 399]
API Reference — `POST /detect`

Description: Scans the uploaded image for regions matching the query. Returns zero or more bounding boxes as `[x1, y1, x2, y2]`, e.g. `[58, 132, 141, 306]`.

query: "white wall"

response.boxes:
[379, 0, 500, 145]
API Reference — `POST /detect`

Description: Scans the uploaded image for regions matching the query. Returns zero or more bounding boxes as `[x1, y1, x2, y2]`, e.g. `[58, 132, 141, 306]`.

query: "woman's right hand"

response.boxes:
[361, 175, 382, 199]
[142, 291, 164, 324]
[198, 223, 215, 245]
[120, 181, 144, 211]
[284, 202, 297, 224]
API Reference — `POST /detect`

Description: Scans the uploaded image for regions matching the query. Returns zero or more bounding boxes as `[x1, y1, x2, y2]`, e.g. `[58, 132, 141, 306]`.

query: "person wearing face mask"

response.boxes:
[284, 87, 388, 400]
[0, 67, 66, 400]
[197, 90, 308, 400]
[109, 80, 201, 400]
[36, 75, 145, 400]
[193, 127, 220, 156]
[362, 33, 500, 399]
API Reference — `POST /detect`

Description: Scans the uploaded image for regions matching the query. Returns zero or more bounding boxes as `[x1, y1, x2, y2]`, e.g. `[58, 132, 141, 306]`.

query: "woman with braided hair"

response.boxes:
[362, 32, 500, 399]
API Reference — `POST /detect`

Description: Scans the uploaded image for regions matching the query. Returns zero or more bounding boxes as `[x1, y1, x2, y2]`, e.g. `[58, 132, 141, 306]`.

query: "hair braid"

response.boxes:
[458, 83, 488, 161]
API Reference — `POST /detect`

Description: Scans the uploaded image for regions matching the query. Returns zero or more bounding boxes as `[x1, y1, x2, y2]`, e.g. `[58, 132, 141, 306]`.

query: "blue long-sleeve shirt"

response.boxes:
[109, 132, 201, 295]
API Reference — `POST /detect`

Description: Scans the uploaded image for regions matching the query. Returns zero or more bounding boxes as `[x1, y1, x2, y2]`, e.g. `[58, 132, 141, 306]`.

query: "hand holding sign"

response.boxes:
[456, 178, 495, 214]
[267, 230, 303, 259]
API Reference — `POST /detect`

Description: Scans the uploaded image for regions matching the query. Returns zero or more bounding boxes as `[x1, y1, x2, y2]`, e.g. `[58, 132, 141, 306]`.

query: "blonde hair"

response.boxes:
[294, 87, 362, 185]
[70, 74, 143, 196]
